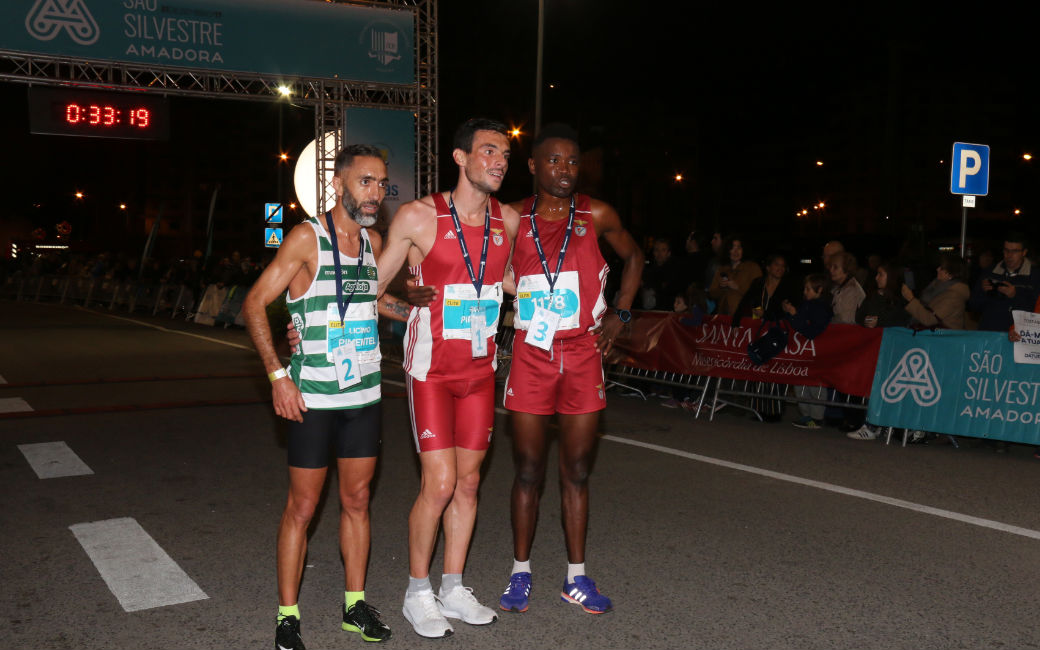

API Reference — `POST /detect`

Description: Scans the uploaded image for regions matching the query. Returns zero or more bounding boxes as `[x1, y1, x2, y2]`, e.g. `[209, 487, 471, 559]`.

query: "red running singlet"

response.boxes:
[510, 193, 609, 340]
[403, 193, 511, 381]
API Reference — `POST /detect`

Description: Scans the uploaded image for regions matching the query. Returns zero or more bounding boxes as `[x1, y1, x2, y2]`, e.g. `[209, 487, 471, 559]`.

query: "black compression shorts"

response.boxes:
[287, 403, 382, 468]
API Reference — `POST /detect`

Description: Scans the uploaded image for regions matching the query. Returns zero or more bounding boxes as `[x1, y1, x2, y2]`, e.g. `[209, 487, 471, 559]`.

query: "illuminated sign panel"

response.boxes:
[28, 86, 170, 140]
[2, 0, 414, 84]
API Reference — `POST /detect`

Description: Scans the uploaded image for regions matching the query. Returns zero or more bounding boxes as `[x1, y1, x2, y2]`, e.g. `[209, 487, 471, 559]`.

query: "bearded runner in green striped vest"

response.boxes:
[286, 219, 381, 408]
[243, 145, 413, 649]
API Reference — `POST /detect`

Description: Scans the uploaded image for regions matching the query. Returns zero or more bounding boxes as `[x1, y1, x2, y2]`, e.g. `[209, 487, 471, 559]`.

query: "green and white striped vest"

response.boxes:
[287, 217, 380, 409]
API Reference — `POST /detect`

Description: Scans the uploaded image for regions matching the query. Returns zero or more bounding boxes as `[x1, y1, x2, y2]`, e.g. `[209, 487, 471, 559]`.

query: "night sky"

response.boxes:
[2, 2, 1038, 263]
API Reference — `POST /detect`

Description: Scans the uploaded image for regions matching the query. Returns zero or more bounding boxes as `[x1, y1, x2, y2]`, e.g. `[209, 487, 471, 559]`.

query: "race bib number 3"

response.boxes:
[525, 305, 561, 351]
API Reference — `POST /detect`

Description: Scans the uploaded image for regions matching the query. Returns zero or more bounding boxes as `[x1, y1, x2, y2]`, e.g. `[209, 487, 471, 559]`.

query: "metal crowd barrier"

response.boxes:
[605, 363, 868, 422]
[2, 274, 197, 320]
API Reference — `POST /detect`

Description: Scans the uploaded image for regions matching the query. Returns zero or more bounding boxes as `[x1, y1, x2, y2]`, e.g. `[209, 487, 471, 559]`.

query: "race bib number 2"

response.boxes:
[333, 340, 361, 390]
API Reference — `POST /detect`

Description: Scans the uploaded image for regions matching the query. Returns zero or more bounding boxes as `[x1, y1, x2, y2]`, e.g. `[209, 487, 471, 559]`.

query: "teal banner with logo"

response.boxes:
[345, 107, 415, 217]
[3, 0, 414, 83]
[868, 328, 1040, 444]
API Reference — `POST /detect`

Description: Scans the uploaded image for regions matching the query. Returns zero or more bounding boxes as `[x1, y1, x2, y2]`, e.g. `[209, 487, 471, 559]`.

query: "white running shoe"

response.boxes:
[437, 585, 498, 625]
[402, 588, 453, 638]
[847, 424, 879, 440]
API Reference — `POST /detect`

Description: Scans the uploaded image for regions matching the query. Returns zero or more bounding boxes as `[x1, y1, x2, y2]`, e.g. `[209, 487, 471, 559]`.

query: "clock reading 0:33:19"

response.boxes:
[28, 86, 170, 141]
[64, 103, 152, 128]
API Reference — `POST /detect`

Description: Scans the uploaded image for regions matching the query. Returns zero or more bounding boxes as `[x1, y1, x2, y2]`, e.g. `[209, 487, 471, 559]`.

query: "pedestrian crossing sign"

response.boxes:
[265, 203, 283, 223]
[265, 227, 283, 248]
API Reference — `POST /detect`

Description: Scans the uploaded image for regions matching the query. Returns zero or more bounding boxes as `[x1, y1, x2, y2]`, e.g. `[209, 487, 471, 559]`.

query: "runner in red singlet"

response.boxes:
[498, 124, 643, 615]
[376, 118, 520, 638]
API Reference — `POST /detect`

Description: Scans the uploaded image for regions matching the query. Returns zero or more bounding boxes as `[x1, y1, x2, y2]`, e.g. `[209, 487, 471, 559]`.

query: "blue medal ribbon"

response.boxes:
[527, 194, 576, 298]
[324, 211, 365, 324]
[446, 192, 491, 305]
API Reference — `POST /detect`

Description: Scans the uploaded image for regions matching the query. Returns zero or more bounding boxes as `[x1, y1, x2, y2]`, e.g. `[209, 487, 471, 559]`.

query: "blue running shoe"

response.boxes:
[561, 575, 613, 614]
[499, 572, 531, 612]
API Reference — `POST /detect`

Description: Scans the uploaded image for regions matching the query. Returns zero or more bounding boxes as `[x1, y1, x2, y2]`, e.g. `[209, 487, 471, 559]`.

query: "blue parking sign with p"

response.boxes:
[265, 203, 283, 223]
[950, 142, 989, 196]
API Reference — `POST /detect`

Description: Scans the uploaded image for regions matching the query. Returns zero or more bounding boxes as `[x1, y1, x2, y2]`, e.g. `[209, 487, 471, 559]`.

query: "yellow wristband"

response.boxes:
[268, 367, 288, 383]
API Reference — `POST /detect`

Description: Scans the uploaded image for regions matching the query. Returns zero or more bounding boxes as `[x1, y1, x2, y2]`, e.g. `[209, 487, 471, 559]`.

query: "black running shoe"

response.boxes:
[275, 615, 305, 650]
[343, 600, 392, 642]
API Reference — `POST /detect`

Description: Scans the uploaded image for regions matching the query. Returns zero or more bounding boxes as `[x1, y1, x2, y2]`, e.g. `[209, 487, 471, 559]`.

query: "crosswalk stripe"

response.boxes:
[18, 441, 94, 478]
[69, 517, 208, 612]
[0, 397, 33, 413]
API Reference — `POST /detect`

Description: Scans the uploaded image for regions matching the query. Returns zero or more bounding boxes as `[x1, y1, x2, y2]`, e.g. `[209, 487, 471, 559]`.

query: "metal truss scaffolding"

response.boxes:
[0, 0, 438, 208]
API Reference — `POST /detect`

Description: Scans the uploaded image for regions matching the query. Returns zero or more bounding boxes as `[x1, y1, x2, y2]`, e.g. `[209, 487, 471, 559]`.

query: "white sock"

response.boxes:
[407, 575, 431, 594]
[512, 559, 531, 575]
[440, 573, 462, 595]
[567, 562, 585, 582]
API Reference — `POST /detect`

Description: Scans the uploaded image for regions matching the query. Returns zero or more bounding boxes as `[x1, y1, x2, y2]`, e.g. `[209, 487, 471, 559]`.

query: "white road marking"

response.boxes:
[85, 310, 254, 351]
[213, 346, 1040, 540]
[18, 441, 93, 478]
[0, 397, 33, 413]
[69, 517, 208, 612]
[604, 435, 1040, 542]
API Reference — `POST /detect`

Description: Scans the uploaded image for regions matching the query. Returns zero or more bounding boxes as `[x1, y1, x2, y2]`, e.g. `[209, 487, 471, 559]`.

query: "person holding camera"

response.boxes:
[708, 235, 761, 316]
[968, 232, 1040, 331]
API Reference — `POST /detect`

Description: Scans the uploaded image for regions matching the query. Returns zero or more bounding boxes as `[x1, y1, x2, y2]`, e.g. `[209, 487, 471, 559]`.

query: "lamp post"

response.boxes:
[535, 0, 544, 139]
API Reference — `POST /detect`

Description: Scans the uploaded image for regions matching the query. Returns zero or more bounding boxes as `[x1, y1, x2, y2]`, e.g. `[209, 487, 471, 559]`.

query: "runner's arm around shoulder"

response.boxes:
[500, 202, 523, 295]
[367, 230, 412, 321]
[592, 200, 643, 311]
[376, 200, 422, 299]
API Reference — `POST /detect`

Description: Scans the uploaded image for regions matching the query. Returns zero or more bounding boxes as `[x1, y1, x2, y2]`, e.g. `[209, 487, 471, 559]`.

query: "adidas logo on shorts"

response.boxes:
[506, 387, 514, 396]
[419, 429, 435, 439]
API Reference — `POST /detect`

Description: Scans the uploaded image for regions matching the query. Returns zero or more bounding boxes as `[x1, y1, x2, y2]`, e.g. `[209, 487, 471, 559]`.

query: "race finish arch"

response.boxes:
[0, 0, 438, 217]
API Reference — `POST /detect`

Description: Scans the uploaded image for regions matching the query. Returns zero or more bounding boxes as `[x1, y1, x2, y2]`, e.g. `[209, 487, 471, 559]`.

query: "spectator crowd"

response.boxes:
[630, 229, 1040, 453]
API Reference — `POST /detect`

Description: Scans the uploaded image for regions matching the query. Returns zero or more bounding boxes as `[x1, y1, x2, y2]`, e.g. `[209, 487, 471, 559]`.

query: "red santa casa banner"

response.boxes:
[609, 313, 883, 397]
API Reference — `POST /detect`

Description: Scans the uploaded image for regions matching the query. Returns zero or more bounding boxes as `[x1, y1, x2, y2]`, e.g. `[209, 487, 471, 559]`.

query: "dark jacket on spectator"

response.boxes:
[787, 297, 832, 340]
[968, 259, 1040, 331]
[856, 292, 908, 328]
[732, 275, 802, 325]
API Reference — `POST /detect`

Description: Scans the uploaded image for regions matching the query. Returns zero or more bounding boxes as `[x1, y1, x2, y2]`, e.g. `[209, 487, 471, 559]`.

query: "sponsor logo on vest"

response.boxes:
[342, 280, 371, 293]
[492, 228, 504, 246]
[26, 0, 100, 45]
[444, 230, 456, 240]
[881, 348, 941, 406]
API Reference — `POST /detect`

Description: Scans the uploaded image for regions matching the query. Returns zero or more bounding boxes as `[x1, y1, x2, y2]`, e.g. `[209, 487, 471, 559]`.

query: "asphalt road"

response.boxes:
[2, 300, 1040, 649]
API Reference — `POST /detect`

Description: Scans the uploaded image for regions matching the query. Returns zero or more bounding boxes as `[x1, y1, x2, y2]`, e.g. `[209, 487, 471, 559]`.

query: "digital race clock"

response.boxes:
[28, 86, 170, 141]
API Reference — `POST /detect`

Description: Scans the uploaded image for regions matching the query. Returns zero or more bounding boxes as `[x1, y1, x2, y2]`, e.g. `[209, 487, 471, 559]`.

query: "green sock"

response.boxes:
[278, 604, 300, 622]
[346, 591, 365, 609]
